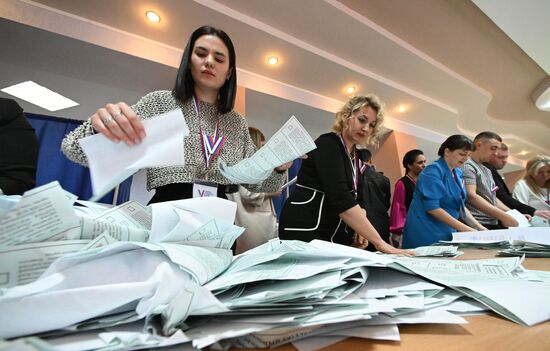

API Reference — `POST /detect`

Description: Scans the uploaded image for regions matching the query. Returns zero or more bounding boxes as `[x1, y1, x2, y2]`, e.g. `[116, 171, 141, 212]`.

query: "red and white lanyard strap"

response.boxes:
[193, 96, 227, 169]
[339, 135, 359, 193]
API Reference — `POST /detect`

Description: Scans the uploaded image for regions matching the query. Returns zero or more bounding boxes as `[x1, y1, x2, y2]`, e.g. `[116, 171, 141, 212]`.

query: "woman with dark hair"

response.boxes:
[402, 135, 485, 248]
[62, 25, 288, 203]
[389, 149, 426, 247]
[279, 94, 412, 255]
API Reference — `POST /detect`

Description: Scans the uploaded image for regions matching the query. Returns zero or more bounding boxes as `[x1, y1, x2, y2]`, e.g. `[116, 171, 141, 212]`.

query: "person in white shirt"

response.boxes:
[513, 155, 550, 211]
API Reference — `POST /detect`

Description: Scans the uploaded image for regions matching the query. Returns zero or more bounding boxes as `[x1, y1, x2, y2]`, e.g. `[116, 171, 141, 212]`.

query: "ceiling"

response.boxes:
[1, 0, 549, 173]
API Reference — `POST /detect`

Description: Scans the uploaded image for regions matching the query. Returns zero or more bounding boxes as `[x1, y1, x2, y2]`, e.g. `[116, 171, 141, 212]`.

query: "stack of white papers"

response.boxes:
[1, 184, 550, 350]
[448, 227, 550, 257]
[414, 245, 462, 257]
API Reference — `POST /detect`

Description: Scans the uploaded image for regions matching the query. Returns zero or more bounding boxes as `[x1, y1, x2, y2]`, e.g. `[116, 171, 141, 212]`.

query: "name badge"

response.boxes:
[192, 182, 218, 198]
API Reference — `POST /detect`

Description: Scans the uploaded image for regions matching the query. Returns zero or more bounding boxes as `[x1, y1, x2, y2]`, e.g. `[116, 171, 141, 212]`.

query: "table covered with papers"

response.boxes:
[264, 249, 550, 351]
[1, 182, 550, 351]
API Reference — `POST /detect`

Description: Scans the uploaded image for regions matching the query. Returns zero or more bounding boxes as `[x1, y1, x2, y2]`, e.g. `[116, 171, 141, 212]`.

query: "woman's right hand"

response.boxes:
[90, 102, 146, 145]
[459, 224, 477, 232]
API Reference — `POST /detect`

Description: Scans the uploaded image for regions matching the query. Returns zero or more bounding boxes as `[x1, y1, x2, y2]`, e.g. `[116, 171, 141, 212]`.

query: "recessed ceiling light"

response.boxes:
[267, 56, 279, 65]
[1, 81, 78, 111]
[397, 105, 407, 113]
[519, 150, 528, 156]
[145, 11, 161, 23]
[346, 86, 356, 94]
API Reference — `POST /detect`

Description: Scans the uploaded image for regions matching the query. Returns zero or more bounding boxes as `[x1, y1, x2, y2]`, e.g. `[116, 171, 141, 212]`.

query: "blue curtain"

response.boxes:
[26, 114, 131, 204]
[273, 158, 302, 219]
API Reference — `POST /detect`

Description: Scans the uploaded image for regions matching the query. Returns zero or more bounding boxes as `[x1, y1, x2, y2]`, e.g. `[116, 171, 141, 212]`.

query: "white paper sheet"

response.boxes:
[0, 240, 88, 288]
[79, 109, 189, 201]
[451, 227, 550, 246]
[0, 182, 80, 246]
[219, 116, 316, 184]
[507, 209, 530, 227]
[149, 197, 237, 243]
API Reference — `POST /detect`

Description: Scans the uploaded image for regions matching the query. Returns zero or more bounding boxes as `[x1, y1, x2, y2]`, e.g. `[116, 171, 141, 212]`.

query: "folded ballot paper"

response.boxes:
[2, 183, 550, 350]
[79, 109, 189, 201]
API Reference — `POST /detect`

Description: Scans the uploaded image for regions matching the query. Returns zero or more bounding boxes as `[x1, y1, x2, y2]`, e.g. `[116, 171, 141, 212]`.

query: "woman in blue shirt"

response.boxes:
[402, 135, 486, 248]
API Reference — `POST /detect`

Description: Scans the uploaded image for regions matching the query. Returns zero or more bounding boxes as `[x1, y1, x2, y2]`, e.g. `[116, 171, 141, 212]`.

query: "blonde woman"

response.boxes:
[513, 155, 550, 210]
[279, 95, 411, 255]
[227, 127, 281, 254]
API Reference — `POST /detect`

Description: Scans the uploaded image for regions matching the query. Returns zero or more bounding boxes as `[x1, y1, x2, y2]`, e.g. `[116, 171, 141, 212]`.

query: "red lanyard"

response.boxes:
[193, 96, 226, 170]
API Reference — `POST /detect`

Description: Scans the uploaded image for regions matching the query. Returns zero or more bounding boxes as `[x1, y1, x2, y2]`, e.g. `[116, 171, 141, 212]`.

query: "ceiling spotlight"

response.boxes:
[532, 76, 550, 111]
[519, 150, 528, 156]
[397, 105, 407, 113]
[145, 11, 161, 23]
[267, 56, 279, 65]
[346, 86, 356, 94]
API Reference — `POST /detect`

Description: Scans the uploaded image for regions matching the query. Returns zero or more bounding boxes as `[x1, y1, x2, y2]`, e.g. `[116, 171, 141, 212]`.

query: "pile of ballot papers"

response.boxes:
[1, 182, 550, 351]
[498, 242, 550, 258]
[412, 245, 462, 257]
[445, 228, 550, 258]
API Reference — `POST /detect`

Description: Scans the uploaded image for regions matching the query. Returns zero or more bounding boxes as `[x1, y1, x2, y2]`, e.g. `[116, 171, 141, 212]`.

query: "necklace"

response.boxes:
[405, 173, 417, 184]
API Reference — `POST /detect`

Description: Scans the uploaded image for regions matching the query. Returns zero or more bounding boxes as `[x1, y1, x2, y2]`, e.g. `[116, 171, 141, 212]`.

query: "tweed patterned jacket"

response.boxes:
[61, 90, 285, 192]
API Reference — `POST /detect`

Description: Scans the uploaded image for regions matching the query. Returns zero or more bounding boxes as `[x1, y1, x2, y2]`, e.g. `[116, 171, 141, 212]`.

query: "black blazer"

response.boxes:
[358, 165, 391, 244]
[0, 98, 39, 195]
[484, 163, 536, 216]
[279, 133, 358, 245]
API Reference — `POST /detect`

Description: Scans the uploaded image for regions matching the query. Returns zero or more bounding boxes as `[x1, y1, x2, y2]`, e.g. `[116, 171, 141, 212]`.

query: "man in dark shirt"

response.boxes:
[357, 149, 391, 246]
[484, 143, 550, 220]
[0, 98, 39, 195]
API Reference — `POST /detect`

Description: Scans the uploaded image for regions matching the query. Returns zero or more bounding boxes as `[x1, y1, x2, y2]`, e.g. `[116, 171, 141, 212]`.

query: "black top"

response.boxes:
[358, 165, 390, 243]
[279, 133, 358, 245]
[483, 162, 536, 216]
[0, 98, 38, 195]
[401, 175, 416, 211]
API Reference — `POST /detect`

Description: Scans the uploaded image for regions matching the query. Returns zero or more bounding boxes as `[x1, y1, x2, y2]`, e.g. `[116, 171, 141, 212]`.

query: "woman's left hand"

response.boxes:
[275, 155, 309, 173]
[275, 161, 293, 173]
[375, 241, 415, 256]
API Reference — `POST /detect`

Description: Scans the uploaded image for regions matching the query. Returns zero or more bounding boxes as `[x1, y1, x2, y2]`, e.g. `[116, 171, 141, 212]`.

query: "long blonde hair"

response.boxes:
[331, 94, 385, 147]
[524, 155, 550, 194]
